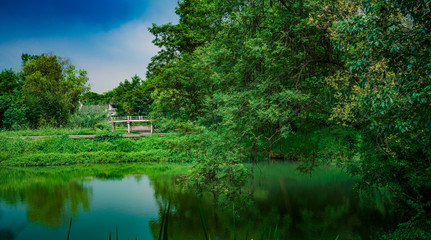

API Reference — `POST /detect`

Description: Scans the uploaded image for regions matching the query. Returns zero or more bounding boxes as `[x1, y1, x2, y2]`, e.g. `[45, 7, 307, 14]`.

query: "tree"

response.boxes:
[111, 75, 153, 116]
[146, 0, 355, 208]
[327, 0, 431, 238]
[146, 0, 431, 237]
[148, 0, 344, 153]
[0, 68, 27, 129]
[21, 54, 89, 127]
[80, 92, 105, 105]
[0, 69, 19, 96]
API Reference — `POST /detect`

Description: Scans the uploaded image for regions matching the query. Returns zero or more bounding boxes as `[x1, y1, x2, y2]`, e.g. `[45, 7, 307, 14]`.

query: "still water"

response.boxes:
[0, 163, 395, 239]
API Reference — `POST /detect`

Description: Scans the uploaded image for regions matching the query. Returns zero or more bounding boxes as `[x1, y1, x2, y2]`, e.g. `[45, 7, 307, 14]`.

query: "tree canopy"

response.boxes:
[145, 0, 431, 238]
[0, 54, 89, 128]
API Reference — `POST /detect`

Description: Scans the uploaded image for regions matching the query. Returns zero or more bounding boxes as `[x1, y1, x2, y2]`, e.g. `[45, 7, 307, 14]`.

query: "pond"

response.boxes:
[0, 162, 395, 240]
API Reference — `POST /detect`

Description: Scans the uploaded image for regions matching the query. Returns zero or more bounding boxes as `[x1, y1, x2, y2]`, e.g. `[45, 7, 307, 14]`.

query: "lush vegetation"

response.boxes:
[0, 54, 89, 129]
[1, 0, 429, 238]
[142, 0, 430, 238]
[80, 74, 153, 116]
[0, 133, 200, 166]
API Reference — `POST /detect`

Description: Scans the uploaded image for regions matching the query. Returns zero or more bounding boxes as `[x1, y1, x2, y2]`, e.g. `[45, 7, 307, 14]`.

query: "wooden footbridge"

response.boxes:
[110, 116, 154, 133]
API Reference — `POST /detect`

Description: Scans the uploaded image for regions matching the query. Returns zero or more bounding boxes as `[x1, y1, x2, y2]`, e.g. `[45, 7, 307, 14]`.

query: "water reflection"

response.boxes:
[0, 168, 91, 227]
[0, 211, 23, 240]
[146, 163, 395, 240]
[0, 163, 395, 240]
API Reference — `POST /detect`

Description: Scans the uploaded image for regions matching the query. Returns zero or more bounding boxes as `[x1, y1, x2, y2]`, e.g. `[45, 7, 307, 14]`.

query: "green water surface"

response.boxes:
[0, 162, 395, 239]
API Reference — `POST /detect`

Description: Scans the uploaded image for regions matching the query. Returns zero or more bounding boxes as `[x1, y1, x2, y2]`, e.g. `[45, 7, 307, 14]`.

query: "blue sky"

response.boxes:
[0, 0, 178, 93]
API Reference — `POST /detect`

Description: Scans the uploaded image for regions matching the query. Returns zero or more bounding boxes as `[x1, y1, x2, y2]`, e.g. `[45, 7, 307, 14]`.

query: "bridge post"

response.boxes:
[112, 122, 116, 132]
[127, 121, 131, 133]
[150, 122, 154, 134]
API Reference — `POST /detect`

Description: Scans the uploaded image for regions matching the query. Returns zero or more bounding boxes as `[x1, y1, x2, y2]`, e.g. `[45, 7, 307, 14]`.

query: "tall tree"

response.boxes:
[147, 1, 431, 236]
[146, 0, 354, 206]
[22, 54, 89, 127]
[148, 0, 345, 153]
[327, 0, 431, 238]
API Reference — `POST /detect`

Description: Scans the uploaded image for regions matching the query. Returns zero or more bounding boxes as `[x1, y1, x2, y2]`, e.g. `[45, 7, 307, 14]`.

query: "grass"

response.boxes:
[0, 133, 195, 166]
[151, 196, 281, 240]
[0, 123, 150, 137]
[0, 126, 110, 137]
[0, 125, 360, 169]
[67, 218, 72, 240]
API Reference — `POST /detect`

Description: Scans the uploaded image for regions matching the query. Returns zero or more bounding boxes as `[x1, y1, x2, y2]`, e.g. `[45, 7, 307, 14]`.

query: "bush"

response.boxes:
[69, 105, 108, 129]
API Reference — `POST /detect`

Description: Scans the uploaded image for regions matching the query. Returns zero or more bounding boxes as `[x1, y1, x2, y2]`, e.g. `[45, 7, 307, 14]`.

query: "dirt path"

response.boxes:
[20, 133, 167, 139]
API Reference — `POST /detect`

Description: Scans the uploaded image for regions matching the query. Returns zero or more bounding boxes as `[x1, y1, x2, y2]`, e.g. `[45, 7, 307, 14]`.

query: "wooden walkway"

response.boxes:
[110, 116, 154, 133]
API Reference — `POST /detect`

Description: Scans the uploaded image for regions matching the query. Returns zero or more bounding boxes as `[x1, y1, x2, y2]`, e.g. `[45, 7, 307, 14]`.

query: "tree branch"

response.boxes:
[278, 0, 289, 9]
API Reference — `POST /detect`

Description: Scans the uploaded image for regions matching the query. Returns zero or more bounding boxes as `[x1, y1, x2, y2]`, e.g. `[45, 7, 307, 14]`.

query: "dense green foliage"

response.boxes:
[0, 68, 27, 129]
[0, 54, 89, 129]
[110, 75, 153, 116]
[80, 75, 153, 116]
[0, 133, 215, 166]
[22, 54, 89, 127]
[0, 0, 429, 238]
[69, 106, 110, 130]
[329, 1, 431, 238]
[0, 68, 19, 95]
[144, 0, 430, 238]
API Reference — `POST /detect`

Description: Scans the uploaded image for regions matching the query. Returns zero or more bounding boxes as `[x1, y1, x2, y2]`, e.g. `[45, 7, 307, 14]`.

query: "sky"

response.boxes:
[0, 0, 179, 93]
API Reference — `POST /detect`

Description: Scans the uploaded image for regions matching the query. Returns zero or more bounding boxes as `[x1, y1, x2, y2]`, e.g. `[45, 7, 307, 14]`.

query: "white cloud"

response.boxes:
[0, 20, 163, 93]
[78, 20, 162, 93]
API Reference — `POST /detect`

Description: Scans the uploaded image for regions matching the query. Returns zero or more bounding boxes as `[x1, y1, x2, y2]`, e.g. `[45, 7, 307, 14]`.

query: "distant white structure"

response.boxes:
[108, 102, 117, 117]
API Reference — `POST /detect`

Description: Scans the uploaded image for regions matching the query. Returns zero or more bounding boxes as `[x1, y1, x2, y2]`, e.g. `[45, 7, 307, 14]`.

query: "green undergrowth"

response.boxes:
[265, 127, 361, 173]
[0, 126, 360, 168]
[0, 126, 110, 137]
[0, 133, 197, 166]
[0, 125, 146, 137]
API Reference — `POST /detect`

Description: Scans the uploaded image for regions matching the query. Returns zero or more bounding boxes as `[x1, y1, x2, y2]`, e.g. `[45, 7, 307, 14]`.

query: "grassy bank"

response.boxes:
[0, 133, 197, 166]
[0, 127, 109, 137]
[0, 126, 359, 167]
[0, 125, 146, 137]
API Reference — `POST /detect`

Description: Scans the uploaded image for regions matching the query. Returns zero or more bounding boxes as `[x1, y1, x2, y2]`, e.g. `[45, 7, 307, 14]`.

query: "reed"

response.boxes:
[197, 198, 209, 240]
[66, 218, 72, 240]
[158, 201, 171, 240]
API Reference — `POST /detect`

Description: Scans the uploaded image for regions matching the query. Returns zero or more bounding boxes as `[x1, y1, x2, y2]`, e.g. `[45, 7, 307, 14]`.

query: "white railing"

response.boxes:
[110, 116, 149, 121]
[110, 116, 154, 133]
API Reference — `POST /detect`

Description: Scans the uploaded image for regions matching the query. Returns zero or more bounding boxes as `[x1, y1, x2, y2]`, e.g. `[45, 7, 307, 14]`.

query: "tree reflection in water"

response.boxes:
[0, 168, 91, 227]
[0, 163, 189, 232]
[0, 210, 24, 240]
[147, 164, 396, 240]
[0, 163, 396, 240]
